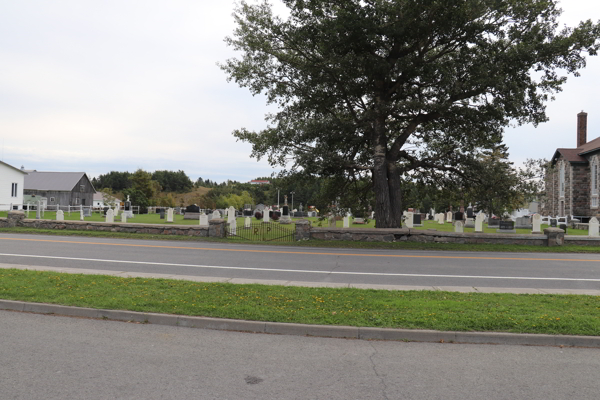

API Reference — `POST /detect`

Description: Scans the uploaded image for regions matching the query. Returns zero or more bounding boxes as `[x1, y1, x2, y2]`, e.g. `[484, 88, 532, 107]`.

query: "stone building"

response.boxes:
[542, 112, 600, 221]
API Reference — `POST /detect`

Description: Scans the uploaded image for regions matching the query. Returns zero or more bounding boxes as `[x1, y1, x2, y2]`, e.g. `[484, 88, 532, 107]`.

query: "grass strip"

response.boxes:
[1, 269, 598, 336]
[2, 227, 600, 253]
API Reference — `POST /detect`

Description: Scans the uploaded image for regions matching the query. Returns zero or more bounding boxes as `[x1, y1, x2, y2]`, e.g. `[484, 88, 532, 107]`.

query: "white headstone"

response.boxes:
[212, 210, 221, 219]
[437, 213, 444, 224]
[343, 216, 349, 228]
[589, 217, 599, 237]
[245, 216, 251, 228]
[120, 212, 126, 223]
[264, 209, 270, 222]
[475, 213, 485, 232]
[79, 207, 84, 221]
[229, 218, 237, 235]
[532, 214, 542, 233]
[454, 221, 464, 233]
[199, 213, 209, 226]
[56, 210, 64, 221]
[167, 208, 174, 223]
[405, 211, 414, 228]
[106, 208, 114, 223]
[228, 206, 236, 223]
[446, 211, 453, 223]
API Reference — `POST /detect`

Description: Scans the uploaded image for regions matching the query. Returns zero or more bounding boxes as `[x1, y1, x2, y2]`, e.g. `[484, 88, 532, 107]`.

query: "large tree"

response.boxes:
[222, 0, 600, 228]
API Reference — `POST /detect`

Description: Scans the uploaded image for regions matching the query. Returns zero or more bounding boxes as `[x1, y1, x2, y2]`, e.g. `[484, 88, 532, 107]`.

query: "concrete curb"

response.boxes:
[2, 299, 599, 348]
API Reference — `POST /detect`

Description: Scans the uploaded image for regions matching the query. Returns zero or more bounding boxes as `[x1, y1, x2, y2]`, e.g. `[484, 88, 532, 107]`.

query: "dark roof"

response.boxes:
[24, 172, 93, 191]
[577, 136, 600, 155]
[0, 160, 28, 174]
[551, 136, 600, 165]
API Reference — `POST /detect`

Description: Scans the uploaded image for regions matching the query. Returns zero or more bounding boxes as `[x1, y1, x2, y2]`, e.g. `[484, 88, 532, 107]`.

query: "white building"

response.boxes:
[0, 161, 27, 211]
[93, 192, 121, 208]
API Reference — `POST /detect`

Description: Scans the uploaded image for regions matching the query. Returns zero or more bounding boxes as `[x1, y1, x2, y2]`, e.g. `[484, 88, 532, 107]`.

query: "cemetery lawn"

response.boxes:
[0, 268, 598, 336]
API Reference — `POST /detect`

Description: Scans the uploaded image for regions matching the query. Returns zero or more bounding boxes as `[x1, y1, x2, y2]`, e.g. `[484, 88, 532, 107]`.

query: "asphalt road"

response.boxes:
[1, 233, 599, 291]
[2, 310, 599, 400]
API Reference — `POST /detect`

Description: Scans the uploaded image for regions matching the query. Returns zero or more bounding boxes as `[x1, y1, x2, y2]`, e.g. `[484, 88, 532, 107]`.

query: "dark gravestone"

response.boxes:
[550, 219, 557, 227]
[186, 205, 200, 213]
[413, 214, 422, 225]
[559, 223, 568, 232]
[159, 209, 165, 219]
[103, 207, 109, 216]
[454, 212, 464, 221]
[499, 221, 515, 230]
[488, 218, 500, 227]
[125, 201, 131, 211]
[282, 205, 289, 216]
[466, 207, 474, 218]
[244, 210, 253, 217]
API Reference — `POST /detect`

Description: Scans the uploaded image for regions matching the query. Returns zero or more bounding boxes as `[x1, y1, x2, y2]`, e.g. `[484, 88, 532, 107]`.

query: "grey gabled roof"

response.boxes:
[24, 171, 92, 191]
[0, 160, 28, 174]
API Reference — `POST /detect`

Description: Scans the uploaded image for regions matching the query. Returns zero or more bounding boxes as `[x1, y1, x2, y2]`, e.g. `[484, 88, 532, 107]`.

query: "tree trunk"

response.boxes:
[371, 117, 403, 228]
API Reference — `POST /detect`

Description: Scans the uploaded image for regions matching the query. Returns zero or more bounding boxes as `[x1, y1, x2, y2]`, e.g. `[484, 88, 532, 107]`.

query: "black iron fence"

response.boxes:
[226, 222, 295, 242]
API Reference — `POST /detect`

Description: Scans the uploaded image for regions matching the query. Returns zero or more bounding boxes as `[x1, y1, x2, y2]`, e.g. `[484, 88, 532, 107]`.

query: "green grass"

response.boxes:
[1, 269, 598, 336]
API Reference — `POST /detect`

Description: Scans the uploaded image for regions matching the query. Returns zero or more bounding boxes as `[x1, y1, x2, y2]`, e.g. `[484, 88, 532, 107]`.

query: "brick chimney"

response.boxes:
[577, 111, 587, 148]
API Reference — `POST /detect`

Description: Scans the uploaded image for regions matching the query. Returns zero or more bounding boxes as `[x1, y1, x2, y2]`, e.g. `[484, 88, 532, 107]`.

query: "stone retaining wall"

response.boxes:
[0, 211, 226, 238]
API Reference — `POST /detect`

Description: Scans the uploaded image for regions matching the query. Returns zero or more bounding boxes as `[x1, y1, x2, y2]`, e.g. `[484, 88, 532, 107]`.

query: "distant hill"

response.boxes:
[170, 186, 211, 206]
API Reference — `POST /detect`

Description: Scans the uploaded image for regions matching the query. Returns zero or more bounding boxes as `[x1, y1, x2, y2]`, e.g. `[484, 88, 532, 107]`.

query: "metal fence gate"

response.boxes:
[226, 222, 295, 242]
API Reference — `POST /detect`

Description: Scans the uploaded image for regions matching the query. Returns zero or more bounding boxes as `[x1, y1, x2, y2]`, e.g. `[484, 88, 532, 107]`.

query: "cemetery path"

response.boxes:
[0, 233, 599, 294]
[3, 309, 598, 400]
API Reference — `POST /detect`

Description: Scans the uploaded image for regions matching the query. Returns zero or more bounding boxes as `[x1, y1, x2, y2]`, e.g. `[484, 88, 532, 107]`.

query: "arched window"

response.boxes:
[592, 159, 598, 208]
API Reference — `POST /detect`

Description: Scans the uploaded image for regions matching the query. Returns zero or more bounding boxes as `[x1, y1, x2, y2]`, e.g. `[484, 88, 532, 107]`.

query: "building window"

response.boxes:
[80, 184, 85, 192]
[593, 163, 598, 195]
[559, 163, 565, 198]
[593, 197, 599, 208]
[11, 183, 18, 197]
[75, 197, 80, 205]
[50, 197, 55, 203]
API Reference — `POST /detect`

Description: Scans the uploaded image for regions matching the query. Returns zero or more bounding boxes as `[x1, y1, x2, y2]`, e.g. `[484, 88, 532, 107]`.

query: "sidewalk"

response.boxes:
[1, 264, 599, 348]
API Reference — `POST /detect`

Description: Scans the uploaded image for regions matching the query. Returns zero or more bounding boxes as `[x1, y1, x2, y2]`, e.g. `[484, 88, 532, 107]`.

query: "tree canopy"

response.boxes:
[222, 0, 600, 228]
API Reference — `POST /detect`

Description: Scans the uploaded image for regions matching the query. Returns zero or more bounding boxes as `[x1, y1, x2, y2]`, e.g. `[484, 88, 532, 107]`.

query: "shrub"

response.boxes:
[272, 213, 279, 221]
[254, 211, 263, 220]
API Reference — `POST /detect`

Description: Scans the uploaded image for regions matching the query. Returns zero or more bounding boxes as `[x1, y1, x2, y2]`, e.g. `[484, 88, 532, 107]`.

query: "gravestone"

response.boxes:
[280, 205, 291, 223]
[488, 218, 500, 227]
[175, 207, 181, 215]
[465, 217, 475, 228]
[228, 206, 236, 224]
[186, 204, 200, 213]
[515, 216, 532, 229]
[550, 219, 557, 228]
[353, 217, 365, 224]
[466, 205, 474, 218]
[437, 213, 444, 224]
[475, 213, 485, 232]
[79, 207, 84, 221]
[532, 214, 542, 233]
[413, 213, 422, 227]
[229, 218, 237, 235]
[264, 209, 270, 223]
[56, 210, 64, 221]
[212, 210, 221, 219]
[167, 208, 174, 223]
[36, 201, 41, 220]
[106, 209, 114, 223]
[454, 221, 464, 233]
[589, 217, 599, 237]
[446, 211, 453, 223]
[343, 215, 349, 228]
[559, 223, 568, 232]
[244, 217, 251, 228]
[454, 211, 464, 222]
[497, 220, 516, 233]
[83, 207, 92, 217]
[199, 213, 209, 227]
[329, 215, 336, 227]
[121, 212, 127, 223]
[159, 208, 165, 219]
[404, 211, 414, 228]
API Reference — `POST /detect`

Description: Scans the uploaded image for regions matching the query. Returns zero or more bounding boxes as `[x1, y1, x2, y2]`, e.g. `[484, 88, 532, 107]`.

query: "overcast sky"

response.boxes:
[1, 0, 600, 184]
